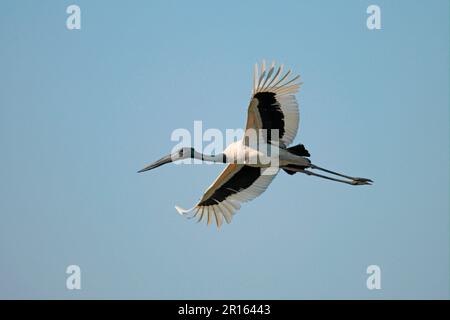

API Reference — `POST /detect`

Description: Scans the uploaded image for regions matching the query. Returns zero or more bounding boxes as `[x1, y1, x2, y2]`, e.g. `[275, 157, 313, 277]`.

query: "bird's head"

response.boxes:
[137, 147, 196, 173]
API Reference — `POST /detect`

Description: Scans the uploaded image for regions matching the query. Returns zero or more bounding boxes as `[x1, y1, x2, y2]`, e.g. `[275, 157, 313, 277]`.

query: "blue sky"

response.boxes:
[0, 0, 448, 299]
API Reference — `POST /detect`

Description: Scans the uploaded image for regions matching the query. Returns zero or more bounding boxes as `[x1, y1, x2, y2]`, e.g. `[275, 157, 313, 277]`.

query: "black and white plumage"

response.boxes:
[180, 164, 279, 227]
[139, 61, 373, 228]
[248, 61, 300, 146]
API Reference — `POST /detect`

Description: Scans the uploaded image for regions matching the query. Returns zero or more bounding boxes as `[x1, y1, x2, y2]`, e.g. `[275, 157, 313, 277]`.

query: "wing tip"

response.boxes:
[175, 205, 195, 215]
[253, 60, 301, 95]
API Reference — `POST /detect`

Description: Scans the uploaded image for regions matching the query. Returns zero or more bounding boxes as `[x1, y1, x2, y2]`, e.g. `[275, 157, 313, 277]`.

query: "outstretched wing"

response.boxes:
[175, 164, 278, 227]
[175, 61, 300, 227]
[245, 61, 302, 147]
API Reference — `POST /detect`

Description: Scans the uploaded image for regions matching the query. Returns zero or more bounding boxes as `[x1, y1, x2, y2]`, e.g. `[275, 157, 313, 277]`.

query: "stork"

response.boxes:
[138, 61, 372, 227]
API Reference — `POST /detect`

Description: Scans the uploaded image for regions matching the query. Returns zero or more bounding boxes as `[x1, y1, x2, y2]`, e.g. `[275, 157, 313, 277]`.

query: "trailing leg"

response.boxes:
[310, 164, 373, 184]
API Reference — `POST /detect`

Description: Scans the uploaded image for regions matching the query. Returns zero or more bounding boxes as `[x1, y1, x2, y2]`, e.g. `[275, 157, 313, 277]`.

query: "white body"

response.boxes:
[223, 139, 309, 168]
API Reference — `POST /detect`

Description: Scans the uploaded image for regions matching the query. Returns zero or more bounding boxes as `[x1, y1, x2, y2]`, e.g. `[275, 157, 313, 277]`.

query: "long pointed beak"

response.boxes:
[137, 154, 174, 173]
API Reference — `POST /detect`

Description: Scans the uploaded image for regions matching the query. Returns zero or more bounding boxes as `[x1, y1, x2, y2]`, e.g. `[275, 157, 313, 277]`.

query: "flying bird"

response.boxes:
[138, 61, 372, 227]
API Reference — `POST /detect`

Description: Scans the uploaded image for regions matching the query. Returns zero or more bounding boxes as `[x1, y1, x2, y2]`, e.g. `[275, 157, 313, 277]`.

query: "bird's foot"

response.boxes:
[351, 178, 373, 185]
